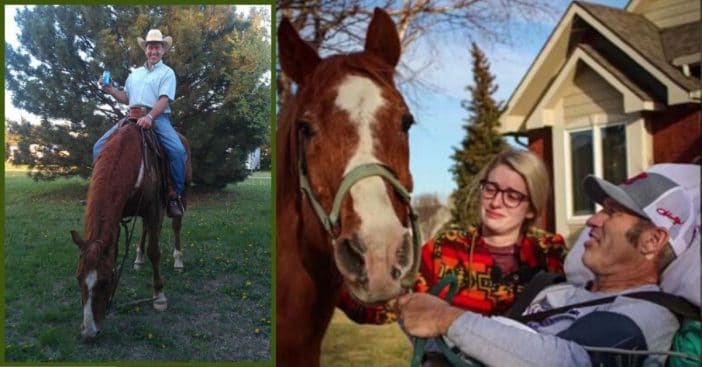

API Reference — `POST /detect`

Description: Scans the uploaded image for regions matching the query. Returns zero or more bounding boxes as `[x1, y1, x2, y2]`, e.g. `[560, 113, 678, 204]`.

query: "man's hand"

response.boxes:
[394, 292, 465, 338]
[137, 115, 153, 129]
[98, 79, 110, 92]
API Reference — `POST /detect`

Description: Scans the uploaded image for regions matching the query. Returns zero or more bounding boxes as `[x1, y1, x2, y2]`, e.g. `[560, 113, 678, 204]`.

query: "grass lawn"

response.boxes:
[321, 310, 412, 367]
[4, 168, 272, 362]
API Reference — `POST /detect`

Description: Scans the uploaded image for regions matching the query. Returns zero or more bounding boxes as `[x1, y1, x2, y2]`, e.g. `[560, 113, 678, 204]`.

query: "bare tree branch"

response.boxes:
[277, 0, 558, 107]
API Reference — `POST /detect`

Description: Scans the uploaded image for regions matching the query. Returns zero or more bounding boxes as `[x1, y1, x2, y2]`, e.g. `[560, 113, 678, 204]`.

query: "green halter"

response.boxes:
[297, 132, 421, 288]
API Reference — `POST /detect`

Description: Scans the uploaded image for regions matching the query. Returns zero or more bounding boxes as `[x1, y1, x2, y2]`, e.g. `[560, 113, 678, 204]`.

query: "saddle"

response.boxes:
[129, 106, 150, 120]
[115, 116, 170, 203]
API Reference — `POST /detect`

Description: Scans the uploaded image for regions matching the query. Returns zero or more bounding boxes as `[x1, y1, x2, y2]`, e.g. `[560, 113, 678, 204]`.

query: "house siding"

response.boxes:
[635, 0, 701, 29]
[563, 66, 624, 123]
[647, 104, 702, 163]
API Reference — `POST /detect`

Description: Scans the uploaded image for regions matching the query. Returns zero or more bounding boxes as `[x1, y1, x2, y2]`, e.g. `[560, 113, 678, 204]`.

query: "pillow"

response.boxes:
[564, 164, 700, 306]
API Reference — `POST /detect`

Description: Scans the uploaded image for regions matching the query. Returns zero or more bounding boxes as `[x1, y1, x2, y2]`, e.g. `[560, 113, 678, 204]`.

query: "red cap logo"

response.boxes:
[656, 208, 683, 225]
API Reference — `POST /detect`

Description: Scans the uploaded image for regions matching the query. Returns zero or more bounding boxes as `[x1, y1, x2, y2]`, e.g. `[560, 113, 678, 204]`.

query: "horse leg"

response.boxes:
[133, 220, 147, 271]
[146, 216, 167, 311]
[171, 216, 184, 272]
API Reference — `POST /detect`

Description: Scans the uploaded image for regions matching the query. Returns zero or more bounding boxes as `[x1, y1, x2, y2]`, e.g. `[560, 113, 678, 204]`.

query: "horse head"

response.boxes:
[279, 8, 418, 304]
[71, 230, 116, 339]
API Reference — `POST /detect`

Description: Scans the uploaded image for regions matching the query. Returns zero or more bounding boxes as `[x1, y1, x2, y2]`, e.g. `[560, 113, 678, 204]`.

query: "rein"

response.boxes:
[297, 130, 421, 288]
[106, 122, 151, 314]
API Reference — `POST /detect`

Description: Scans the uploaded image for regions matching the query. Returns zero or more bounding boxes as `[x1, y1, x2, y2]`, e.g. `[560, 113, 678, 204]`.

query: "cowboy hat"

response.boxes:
[137, 29, 173, 50]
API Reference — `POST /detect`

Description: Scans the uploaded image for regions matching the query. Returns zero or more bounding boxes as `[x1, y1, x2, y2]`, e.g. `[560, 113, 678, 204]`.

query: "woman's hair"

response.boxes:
[472, 148, 551, 230]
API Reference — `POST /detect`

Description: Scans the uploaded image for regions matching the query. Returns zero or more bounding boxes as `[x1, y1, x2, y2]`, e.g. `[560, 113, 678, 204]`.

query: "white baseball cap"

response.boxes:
[583, 171, 697, 256]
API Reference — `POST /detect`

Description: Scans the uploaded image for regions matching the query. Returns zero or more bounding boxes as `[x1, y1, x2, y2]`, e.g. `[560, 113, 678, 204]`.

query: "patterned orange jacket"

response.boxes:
[338, 225, 567, 324]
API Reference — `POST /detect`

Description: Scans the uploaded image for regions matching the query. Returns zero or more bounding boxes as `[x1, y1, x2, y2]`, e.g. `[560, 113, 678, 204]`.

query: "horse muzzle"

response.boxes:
[334, 227, 415, 304]
[80, 320, 101, 339]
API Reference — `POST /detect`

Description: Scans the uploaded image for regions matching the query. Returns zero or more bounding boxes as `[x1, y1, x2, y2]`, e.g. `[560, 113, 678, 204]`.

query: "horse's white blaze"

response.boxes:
[82, 270, 98, 336]
[336, 76, 383, 169]
[334, 76, 407, 253]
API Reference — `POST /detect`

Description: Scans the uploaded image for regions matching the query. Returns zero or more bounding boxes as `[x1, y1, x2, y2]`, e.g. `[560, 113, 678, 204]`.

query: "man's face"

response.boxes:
[582, 198, 647, 275]
[145, 42, 164, 65]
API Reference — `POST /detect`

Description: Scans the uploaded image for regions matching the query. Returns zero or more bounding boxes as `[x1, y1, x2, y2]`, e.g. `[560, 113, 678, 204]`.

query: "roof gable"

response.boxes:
[501, 1, 700, 133]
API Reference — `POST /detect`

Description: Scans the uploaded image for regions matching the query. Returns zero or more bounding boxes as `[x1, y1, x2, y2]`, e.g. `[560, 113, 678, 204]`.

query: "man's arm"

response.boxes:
[105, 85, 129, 105]
[397, 293, 592, 367]
[148, 96, 169, 119]
[137, 96, 169, 129]
[398, 292, 678, 367]
[445, 311, 595, 367]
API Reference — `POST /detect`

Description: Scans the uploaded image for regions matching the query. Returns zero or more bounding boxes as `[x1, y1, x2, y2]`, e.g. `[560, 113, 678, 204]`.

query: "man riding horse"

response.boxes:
[96, 28, 186, 218]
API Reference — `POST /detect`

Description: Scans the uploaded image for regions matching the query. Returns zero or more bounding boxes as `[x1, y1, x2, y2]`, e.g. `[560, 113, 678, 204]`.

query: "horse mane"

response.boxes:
[84, 124, 143, 244]
[76, 239, 112, 277]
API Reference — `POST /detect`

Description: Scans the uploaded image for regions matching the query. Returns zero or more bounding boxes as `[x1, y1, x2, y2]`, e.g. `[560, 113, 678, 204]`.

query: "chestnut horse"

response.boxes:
[71, 119, 190, 339]
[277, 9, 420, 366]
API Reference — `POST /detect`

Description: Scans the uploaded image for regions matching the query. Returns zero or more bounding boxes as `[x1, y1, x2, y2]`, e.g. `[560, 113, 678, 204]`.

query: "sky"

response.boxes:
[400, 0, 629, 201]
[5, 2, 629, 199]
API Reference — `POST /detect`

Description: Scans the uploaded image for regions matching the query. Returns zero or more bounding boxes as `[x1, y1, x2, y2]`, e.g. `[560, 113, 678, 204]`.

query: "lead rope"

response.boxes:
[106, 217, 136, 314]
[410, 230, 482, 367]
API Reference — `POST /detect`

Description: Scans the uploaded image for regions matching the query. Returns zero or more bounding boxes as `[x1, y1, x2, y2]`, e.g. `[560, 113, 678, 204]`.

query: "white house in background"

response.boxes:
[246, 147, 261, 171]
[500, 0, 701, 242]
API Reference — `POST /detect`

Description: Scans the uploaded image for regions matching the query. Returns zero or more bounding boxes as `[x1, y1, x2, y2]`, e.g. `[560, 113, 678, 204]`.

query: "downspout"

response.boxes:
[502, 132, 530, 148]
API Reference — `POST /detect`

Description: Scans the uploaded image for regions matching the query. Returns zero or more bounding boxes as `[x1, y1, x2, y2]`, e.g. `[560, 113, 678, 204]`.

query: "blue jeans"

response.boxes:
[93, 114, 186, 195]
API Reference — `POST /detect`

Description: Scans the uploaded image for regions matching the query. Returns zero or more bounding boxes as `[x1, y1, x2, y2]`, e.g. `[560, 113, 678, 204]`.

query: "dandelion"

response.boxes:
[255, 328, 260, 334]
[148, 332, 154, 340]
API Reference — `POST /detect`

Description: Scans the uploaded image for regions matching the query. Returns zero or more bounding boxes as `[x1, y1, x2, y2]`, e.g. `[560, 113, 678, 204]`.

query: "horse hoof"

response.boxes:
[153, 301, 167, 311]
[174, 266, 184, 272]
[133, 262, 143, 271]
[153, 293, 167, 311]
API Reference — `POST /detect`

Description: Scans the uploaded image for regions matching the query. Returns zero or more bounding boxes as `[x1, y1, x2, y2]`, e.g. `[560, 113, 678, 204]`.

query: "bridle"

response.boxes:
[296, 129, 421, 288]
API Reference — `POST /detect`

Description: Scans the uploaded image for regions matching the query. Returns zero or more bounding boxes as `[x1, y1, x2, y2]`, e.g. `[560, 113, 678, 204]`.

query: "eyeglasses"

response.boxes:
[479, 180, 529, 209]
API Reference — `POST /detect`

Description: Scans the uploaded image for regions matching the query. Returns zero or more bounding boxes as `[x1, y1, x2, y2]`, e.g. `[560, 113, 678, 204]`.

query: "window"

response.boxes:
[601, 125, 627, 184]
[570, 130, 594, 215]
[568, 124, 627, 217]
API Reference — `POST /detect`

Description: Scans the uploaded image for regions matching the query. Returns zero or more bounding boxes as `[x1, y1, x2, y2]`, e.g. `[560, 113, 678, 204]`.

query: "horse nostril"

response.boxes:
[337, 236, 367, 281]
[390, 266, 402, 280]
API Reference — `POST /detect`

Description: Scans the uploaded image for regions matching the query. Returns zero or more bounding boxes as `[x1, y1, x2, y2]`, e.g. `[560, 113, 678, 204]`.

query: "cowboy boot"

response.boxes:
[166, 182, 183, 218]
[167, 196, 184, 218]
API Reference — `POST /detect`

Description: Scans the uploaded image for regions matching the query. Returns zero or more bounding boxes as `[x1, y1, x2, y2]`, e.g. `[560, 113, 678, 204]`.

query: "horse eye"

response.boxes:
[297, 120, 315, 139]
[401, 113, 415, 133]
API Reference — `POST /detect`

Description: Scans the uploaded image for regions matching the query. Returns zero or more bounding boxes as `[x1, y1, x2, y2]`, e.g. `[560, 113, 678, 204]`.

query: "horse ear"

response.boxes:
[70, 230, 86, 249]
[364, 8, 401, 68]
[278, 17, 321, 86]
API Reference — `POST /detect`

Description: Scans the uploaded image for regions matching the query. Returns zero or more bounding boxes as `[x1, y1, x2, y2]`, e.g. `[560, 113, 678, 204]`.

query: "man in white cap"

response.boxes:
[395, 168, 699, 366]
[96, 29, 186, 217]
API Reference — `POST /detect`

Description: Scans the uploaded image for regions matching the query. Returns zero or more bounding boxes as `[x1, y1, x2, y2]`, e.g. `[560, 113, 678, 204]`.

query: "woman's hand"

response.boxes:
[394, 293, 464, 338]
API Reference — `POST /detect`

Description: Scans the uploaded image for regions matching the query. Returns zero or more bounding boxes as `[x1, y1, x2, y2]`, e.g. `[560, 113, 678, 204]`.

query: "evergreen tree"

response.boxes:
[5, 5, 271, 188]
[450, 42, 506, 227]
